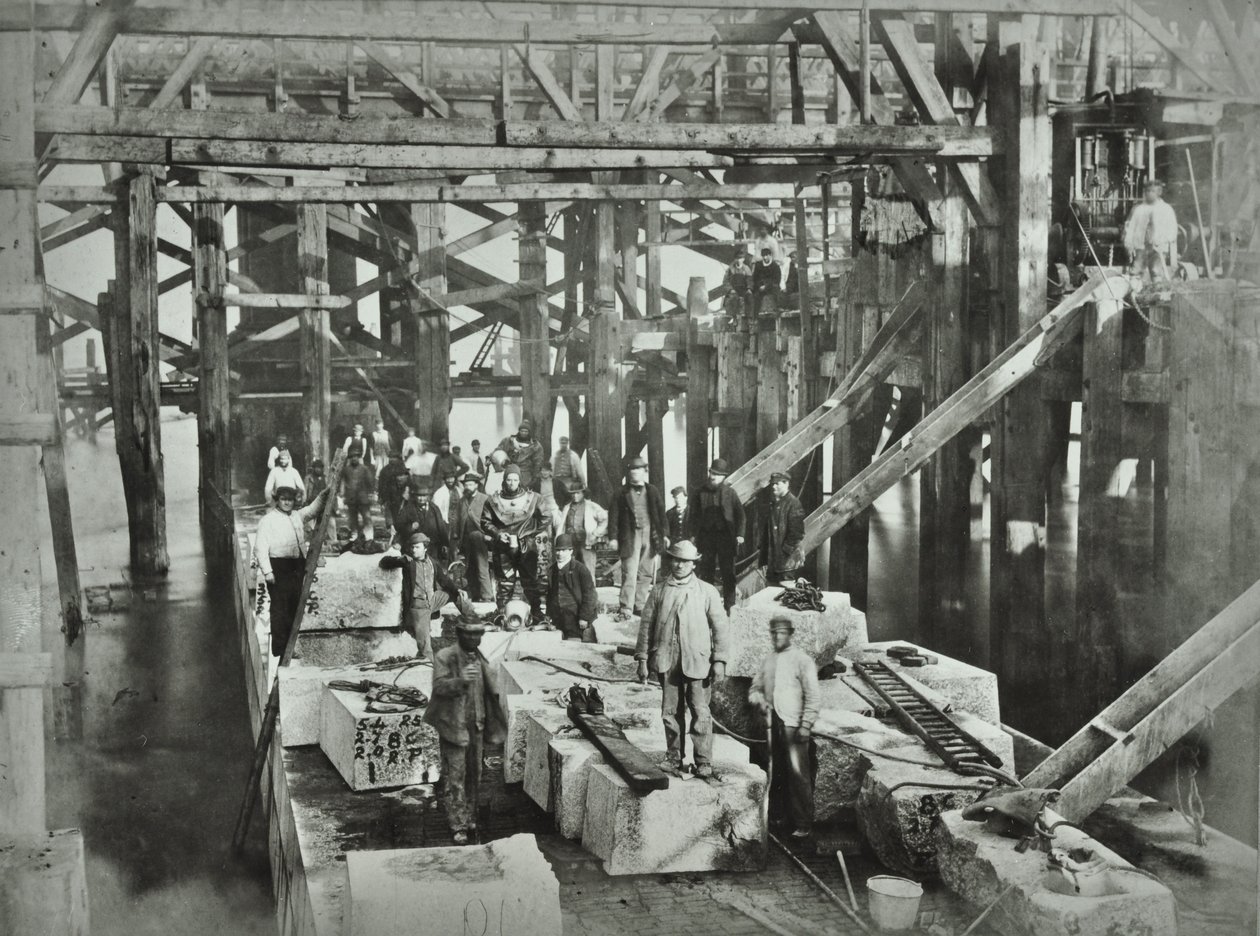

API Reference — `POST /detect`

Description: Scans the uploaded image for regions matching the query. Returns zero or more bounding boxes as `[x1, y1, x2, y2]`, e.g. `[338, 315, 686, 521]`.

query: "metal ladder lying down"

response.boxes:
[854, 660, 1005, 771]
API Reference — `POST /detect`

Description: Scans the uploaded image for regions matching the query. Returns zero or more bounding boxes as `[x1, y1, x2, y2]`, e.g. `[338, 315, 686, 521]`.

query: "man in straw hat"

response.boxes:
[425, 619, 505, 844]
[748, 615, 819, 838]
[379, 530, 478, 661]
[635, 540, 729, 778]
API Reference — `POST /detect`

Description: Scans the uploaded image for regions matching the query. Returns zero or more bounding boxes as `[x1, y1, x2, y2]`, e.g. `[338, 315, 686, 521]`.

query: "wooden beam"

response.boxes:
[0, 414, 57, 446]
[1204, 0, 1260, 95]
[192, 177, 231, 533]
[356, 39, 451, 117]
[727, 283, 923, 503]
[41, 4, 122, 105]
[517, 46, 582, 121]
[149, 36, 216, 109]
[778, 274, 1118, 568]
[635, 47, 722, 122]
[518, 202, 552, 453]
[1125, 1, 1229, 93]
[409, 200, 450, 444]
[297, 203, 331, 471]
[624, 47, 670, 120]
[1025, 579, 1260, 821]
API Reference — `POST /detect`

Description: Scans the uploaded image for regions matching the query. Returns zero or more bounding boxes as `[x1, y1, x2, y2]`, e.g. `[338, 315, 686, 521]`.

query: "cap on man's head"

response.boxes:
[761, 248, 773, 256]
[503, 463, 522, 479]
[769, 615, 795, 634]
[554, 533, 576, 550]
[462, 471, 483, 483]
[709, 457, 731, 476]
[412, 483, 431, 496]
[626, 455, 648, 470]
[472, 439, 480, 446]
[670, 485, 687, 497]
[559, 435, 570, 443]
[667, 540, 701, 562]
[769, 471, 791, 484]
[407, 530, 431, 546]
[273, 485, 298, 500]
[456, 620, 487, 635]
[565, 480, 586, 494]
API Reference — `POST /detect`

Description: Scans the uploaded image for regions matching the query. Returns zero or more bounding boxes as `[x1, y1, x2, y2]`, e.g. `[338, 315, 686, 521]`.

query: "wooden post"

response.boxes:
[618, 172, 641, 318]
[919, 17, 972, 656]
[194, 178, 231, 524]
[1, 0, 48, 832]
[588, 305, 622, 505]
[297, 203, 330, 472]
[644, 197, 662, 319]
[518, 200, 552, 451]
[410, 201, 450, 445]
[121, 171, 170, 576]
[685, 277, 713, 494]
[560, 205, 588, 453]
[988, 20, 1051, 722]
[646, 391, 667, 490]
[1075, 287, 1126, 719]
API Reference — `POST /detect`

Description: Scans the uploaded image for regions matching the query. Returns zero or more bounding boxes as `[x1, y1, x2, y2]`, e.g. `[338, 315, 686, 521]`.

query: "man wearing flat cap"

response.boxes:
[635, 540, 729, 777]
[481, 462, 549, 618]
[493, 419, 545, 491]
[552, 480, 607, 573]
[748, 615, 819, 838]
[254, 484, 330, 657]
[688, 458, 746, 612]
[551, 434, 585, 492]
[609, 455, 667, 619]
[426, 619, 505, 844]
[758, 471, 806, 584]
[379, 530, 477, 661]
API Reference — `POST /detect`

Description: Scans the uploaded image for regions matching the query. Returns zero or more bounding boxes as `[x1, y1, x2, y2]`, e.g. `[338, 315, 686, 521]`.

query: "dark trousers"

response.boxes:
[267, 557, 306, 657]
[347, 498, 373, 540]
[492, 548, 541, 616]
[660, 664, 713, 766]
[462, 533, 494, 602]
[554, 608, 596, 642]
[439, 730, 483, 833]
[771, 713, 816, 832]
[696, 533, 738, 611]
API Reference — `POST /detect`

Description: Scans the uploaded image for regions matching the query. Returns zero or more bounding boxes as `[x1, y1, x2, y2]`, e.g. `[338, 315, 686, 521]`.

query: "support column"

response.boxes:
[644, 199, 662, 319]
[297, 203, 330, 472]
[193, 181, 231, 520]
[560, 205, 588, 453]
[988, 20, 1051, 725]
[588, 305, 621, 506]
[118, 172, 169, 576]
[409, 201, 449, 445]
[685, 277, 713, 494]
[518, 200, 552, 451]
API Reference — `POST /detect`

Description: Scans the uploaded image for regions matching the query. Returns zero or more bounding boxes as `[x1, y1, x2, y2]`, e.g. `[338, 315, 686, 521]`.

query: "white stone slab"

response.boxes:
[278, 661, 384, 747]
[296, 629, 418, 668]
[342, 834, 562, 936]
[726, 588, 868, 677]
[936, 808, 1175, 936]
[304, 551, 404, 630]
[860, 641, 1000, 724]
[581, 753, 766, 874]
[591, 613, 638, 648]
[319, 669, 440, 791]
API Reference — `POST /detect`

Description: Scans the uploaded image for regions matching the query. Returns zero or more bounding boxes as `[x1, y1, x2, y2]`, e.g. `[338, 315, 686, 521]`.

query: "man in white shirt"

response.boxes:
[266, 433, 291, 470]
[1124, 178, 1178, 282]
[401, 427, 424, 474]
[370, 418, 392, 479]
[748, 615, 820, 838]
[264, 450, 306, 504]
[253, 484, 329, 657]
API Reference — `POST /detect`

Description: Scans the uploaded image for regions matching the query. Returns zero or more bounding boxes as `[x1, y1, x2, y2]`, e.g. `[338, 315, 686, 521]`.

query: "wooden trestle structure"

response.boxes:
[4, 4, 1260, 920]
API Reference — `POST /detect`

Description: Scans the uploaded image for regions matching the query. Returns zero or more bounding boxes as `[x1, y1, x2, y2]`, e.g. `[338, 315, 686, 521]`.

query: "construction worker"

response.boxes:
[458, 472, 494, 602]
[608, 455, 666, 619]
[481, 463, 549, 618]
[551, 435, 585, 493]
[758, 471, 806, 584]
[552, 481, 607, 573]
[635, 540, 729, 778]
[547, 533, 598, 642]
[688, 458, 746, 612]
[492, 419, 545, 491]
[253, 484, 329, 658]
[425, 620, 505, 844]
[379, 530, 477, 661]
[748, 615, 819, 838]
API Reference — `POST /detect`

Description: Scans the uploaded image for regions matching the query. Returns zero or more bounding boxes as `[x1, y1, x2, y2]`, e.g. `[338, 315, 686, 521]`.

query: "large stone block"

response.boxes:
[935, 808, 1175, 936]
[591, 613, 638, 648]
[860, 642, 1000, 725]
[342, 834, 562, 936]
[278, 660, 383, 747]
[581, 753, 765, 874]
[498, 653, 632, 698]
[319, 670, 440, 791]
[304, 551, 404, 630]
[0, 829, 88, 936]
[295, 628, 417, 668]
[813, 709, 917, 823]
[726, 588, 868, 677]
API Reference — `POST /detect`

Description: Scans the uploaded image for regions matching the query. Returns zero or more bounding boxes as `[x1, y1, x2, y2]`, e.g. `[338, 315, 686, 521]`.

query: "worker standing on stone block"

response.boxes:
[635, 541, 729, 778]
[481, 463, 549, 619]
[552, 481, 607, 573]
[254, 485, 329, 658]
[687, 458, 746, 612]
[608, 455, 666, 620]
[547, 533, 598, 642]
[458, 472, 494, 602]
[379, 531, 478, 662]
[749, 616, 819, 838]
[425, 621, 506, 845]
[757, 472, 806, 584]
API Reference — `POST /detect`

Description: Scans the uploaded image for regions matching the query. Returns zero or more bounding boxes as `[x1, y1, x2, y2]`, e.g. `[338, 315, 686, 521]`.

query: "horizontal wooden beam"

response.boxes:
[0, 414, 58, 446]
[0, 653, 54, 689]
[507, 120, 994, 155]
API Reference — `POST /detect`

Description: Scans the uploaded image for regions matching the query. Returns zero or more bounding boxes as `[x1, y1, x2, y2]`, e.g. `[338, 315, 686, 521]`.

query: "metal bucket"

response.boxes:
[866, 875, 923, 931]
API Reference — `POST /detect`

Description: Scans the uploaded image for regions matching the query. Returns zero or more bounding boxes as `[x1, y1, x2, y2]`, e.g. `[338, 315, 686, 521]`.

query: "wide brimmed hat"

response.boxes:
[667, 540, 701, 561]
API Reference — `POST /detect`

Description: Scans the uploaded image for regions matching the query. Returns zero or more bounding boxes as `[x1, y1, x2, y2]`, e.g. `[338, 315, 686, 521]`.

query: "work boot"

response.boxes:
[656, 755, 682, 774]
[564, 685, 589, 712]
[585, 686, 605, 716]
[614, 606, 633, 622]
[693, 763, 718, 780]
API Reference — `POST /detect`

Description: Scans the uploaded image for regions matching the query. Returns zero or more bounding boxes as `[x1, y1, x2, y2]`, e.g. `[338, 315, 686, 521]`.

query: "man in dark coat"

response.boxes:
[493, 420, 546, 491]
[481, 463, 549, 617]
[758, 471, 806, 583]
[607, 456, 666, 619]
[662, 485, 689, 578]
[547, 533, 598, 642]
[429, 438, 469, 490]
[379, 530, 477, 661]
[377, 452, 410, 533]
[458, 472, 493, 602]
[392, 481, 447, 558]
[688, 458, 746, 612]
[752, 247, 781, 315]
[424, 620, 505, 844]
[341, 451, 376, 545]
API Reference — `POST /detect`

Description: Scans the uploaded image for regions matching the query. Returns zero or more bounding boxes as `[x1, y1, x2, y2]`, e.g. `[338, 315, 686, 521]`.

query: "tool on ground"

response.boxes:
[775, 579, 826, 613]
[958, 882, 1018, 936]
[232, 449, 346, 856]
[770, 833, 874, 935]
[567, 707, 670, 794]
[854, 659, 1004, 772]
[836, 850, 859, 913]
[760, 723, 773, 864]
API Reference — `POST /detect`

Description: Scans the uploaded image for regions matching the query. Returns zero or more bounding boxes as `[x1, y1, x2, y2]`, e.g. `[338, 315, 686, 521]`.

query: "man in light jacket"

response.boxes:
[634, 540, 729, 778]
[748, 615, 819, 838]
[609, 456, 667, 619]
[253, 484, 329, 657]
[552, 482, 607, 572]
